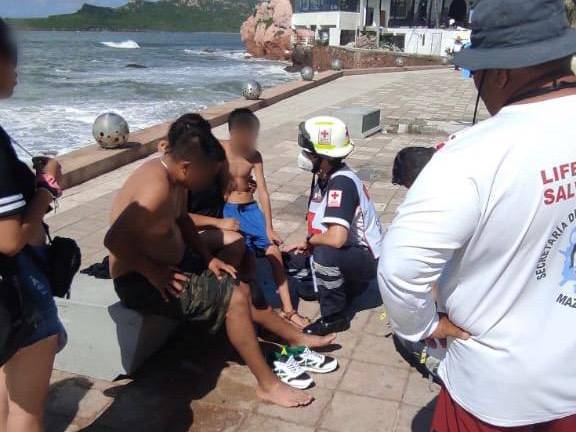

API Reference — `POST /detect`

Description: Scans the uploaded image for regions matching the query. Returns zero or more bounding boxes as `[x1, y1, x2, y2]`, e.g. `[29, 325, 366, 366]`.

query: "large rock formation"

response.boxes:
[241, 0, 293, 60]
[240, 0, 314, 61]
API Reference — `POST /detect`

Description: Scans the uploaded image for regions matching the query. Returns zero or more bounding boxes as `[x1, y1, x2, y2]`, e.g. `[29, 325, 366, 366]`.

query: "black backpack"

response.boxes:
[27, 236, 82, 299]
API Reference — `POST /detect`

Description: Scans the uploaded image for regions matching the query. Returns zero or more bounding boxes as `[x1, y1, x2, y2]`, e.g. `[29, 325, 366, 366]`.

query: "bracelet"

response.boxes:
[37, 186, 57, 199]
[36, 173, 62, 198]
[280, 310, 297, 320]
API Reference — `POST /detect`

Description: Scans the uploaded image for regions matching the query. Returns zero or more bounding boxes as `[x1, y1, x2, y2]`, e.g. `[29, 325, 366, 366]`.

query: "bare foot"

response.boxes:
[292, 332, 337, 348]
[256, 381, 314, 408]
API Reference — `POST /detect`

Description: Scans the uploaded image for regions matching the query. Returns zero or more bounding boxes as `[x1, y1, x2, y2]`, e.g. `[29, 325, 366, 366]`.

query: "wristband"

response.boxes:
[36, 173, 62, 198]
[37, 186, 57, 200]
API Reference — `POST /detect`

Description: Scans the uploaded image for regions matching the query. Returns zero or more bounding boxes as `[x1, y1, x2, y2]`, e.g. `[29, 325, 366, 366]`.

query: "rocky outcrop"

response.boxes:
[241, 0, 292, 60]
[241, 0, 314, 61]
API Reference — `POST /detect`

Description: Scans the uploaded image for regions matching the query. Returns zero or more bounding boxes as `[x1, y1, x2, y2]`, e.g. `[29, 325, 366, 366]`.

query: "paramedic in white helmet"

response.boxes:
[283, 116, 384, 336]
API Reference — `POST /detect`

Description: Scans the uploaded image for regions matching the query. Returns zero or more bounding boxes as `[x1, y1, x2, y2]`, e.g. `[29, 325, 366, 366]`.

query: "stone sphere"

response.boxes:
[93, 112, 129, 149]
[395, 57, 406, 67]
[242, 80, 262, 100]
[331, 58, 343, 71]
[300, 66, 315, 81]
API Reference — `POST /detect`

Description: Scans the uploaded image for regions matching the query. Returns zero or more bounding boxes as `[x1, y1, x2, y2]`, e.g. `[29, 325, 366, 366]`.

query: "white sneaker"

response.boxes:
[273, 355, 314, 390]
[293, 347, 339, 374]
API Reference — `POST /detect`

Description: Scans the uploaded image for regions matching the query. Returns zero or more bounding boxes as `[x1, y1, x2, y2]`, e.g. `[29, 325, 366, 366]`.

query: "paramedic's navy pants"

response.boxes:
[284, 245, 377, 318]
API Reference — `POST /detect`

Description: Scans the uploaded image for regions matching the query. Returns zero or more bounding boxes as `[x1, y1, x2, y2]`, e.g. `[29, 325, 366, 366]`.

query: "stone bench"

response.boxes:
[55, 274, 179, 381]
[54, 259, 285, 381]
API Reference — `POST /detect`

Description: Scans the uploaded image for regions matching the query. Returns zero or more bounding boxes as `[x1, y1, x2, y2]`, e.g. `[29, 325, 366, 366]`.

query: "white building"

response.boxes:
[291, 0, 471, 55]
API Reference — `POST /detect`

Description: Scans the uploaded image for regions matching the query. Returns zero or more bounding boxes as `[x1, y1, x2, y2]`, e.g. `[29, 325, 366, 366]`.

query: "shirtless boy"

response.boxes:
[105, 115, 334, 407]
[222, 109, 310, 328]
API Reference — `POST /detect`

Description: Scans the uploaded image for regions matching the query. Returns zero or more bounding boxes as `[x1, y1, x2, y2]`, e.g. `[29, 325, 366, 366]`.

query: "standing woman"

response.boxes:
[0, 19, 66, 432]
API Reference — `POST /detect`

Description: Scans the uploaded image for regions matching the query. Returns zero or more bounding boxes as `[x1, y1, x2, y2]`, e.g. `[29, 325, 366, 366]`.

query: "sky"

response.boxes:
[0, 0, 158, 18]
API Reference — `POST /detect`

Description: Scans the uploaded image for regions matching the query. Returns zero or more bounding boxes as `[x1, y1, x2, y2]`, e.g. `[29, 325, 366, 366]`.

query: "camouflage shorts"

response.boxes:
[114, 270, 234, 334]
[178, 271, 234, 333]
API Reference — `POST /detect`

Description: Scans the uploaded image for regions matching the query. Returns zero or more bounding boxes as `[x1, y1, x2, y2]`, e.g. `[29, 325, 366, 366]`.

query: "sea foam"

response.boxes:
[101, 40, 141, 49]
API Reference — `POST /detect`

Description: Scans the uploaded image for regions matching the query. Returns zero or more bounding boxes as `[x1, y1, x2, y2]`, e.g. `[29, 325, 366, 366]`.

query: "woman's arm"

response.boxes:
[0, 188, 53, 256]
[309, 224, 349, 249]
[0, 158, 62, 256]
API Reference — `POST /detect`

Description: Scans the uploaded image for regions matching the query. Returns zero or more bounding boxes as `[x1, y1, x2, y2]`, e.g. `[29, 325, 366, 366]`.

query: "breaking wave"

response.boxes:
[184, 48, 252, 60]
[100, 40, 141, 49]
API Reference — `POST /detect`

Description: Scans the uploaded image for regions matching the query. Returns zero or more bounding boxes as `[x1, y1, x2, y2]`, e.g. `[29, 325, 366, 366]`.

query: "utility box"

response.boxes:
[334, 107, 382, 139]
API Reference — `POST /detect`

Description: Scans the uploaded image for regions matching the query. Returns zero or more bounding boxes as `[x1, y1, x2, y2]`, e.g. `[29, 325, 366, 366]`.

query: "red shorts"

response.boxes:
[431, 387, 576, 432]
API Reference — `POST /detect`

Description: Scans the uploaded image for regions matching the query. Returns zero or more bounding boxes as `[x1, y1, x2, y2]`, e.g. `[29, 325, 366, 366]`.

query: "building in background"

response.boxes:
[290, 0, 472, 56]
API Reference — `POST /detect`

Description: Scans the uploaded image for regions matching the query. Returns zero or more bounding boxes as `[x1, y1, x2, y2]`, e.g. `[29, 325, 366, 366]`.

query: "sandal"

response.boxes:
[280, 310, 312, 329]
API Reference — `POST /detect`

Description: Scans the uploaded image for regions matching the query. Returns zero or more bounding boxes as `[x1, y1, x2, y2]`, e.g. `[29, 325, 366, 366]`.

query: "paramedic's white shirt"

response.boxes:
[379, 95, 576, 427]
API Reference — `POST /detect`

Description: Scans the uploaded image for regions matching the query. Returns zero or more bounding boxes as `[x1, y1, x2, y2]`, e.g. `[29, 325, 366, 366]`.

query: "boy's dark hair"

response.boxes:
[168, 114, 225, 163]
[392, 147, 436, 187]
[0, 18, 17, 65]
[228, 108, 260, 131]
[174, 113, 212, 133]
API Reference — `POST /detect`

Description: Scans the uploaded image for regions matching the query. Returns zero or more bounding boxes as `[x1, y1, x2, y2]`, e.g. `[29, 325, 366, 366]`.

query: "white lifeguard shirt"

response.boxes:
[379, 95, 576, 427]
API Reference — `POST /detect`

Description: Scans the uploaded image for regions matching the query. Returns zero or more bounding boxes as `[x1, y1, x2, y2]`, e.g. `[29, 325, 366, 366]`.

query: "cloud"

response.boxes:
[0, 0, 138, 18]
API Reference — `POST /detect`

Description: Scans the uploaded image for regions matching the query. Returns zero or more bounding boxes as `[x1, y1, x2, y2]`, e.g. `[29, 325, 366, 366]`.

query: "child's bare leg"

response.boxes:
[199, 229, 245, 268]
[226, 282, 313, 408]
[251, 304, 336, 348]
[265, 244, 310, 328]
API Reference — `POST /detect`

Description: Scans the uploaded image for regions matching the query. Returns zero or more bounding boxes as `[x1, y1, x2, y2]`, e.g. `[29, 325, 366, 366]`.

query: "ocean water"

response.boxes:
[0, 31, 296, 157]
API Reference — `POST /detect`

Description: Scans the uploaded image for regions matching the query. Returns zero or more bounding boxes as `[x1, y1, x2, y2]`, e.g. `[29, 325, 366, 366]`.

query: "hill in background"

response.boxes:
[10, 0, 260, 32]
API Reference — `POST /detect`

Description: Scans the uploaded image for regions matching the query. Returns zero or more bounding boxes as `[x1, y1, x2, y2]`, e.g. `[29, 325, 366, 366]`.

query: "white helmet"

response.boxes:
[298, 116, 354, 159]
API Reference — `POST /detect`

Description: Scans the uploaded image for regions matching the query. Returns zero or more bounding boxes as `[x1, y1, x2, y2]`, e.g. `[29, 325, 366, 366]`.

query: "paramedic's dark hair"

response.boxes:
[168, 114, 225, 163]
[228, 108, 260, 131]
[392, 147, 436, 188]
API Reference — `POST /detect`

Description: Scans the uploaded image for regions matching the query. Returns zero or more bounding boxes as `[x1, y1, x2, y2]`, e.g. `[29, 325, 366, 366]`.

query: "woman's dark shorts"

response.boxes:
[16, 246, 67, 351]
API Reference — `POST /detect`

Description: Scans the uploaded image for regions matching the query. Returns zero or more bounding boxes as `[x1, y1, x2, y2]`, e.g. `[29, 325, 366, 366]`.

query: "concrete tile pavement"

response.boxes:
[44, 69, 482, 431]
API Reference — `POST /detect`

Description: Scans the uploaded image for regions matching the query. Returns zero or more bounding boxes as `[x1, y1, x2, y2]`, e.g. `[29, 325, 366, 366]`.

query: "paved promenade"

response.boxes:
[45, 69, 487, 432]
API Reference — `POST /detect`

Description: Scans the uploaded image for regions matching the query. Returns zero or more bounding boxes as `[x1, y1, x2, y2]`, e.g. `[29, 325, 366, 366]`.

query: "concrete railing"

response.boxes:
[59, 64, 449, 190]
[59, 70, 343, 190]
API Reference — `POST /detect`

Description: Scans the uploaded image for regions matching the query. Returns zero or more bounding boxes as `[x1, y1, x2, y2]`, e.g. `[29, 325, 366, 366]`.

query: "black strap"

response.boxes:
[472, 71, 487, 125]
[306, 173, 316, 221]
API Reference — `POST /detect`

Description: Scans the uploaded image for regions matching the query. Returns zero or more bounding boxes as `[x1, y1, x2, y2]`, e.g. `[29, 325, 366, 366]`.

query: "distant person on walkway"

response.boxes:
[106, 115, 336, 408]
[379, 0, 576, 430]
[220, 109, 312, 328]
[0, 19, 67, 432]
[284, 116, 384, 336]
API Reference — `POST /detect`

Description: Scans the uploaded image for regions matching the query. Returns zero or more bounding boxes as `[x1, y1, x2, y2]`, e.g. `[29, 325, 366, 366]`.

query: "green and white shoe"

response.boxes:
[276, 346, 339, 374]
[273, 355, 314, 390]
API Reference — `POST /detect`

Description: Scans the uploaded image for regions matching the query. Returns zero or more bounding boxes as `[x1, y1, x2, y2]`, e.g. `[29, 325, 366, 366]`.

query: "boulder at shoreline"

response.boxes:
[240, 0, 312, 61]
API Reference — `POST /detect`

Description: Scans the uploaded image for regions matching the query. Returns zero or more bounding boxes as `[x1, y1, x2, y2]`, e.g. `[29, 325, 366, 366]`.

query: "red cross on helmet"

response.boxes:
[298, 116, 354, 159]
